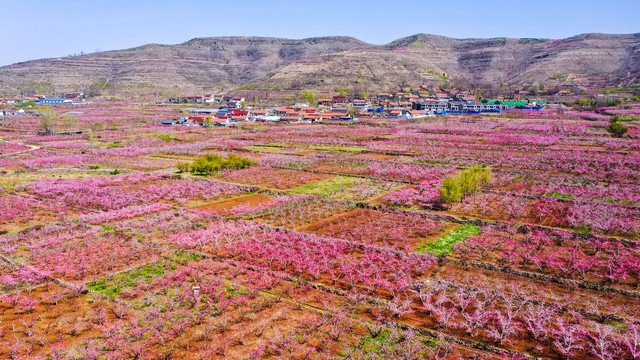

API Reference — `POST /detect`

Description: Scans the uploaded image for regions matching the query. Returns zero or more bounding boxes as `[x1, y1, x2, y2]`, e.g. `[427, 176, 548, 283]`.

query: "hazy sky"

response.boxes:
[1, 0, 638, 66]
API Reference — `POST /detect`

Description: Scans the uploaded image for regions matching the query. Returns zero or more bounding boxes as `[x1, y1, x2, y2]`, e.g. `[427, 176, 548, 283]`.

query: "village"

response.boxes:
[160, 87, 550, 126]
[1, 85, 633, 127]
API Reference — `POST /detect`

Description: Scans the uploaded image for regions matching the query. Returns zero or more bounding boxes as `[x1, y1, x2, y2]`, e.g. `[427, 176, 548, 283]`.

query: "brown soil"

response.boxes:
[189, 194, 273, 216]
[0, 283, 131, 359]
[0, 202, 74, 234]
[300, 208, 447, 250]
[219, 167, 334, 190]
[547, 144, 607, 151]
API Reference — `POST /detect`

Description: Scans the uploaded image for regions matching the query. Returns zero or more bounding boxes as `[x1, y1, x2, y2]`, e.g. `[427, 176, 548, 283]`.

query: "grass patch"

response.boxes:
[245, 145, 289, 153]
[309, 144, 367, 152]
[290, 176, 397, 201]
[87, 251, 201, 297]
[289, 176, 358, 197]
[544, 191, 574, 200]
[237, 84, 257, 90]
[254, 142, 366, 152]
[261, 142, 290, 147]
[418, 224, 480, 255]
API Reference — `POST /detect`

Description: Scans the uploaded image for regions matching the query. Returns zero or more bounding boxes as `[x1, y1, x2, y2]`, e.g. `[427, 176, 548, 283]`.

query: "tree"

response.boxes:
[607, 123, 627, 138]
[334, 87, 349, 96]
[439, 165, 492, 204]
[301, 91, 316, 104]
[439, 177, 462, 204]
[38, 107, 58, 134]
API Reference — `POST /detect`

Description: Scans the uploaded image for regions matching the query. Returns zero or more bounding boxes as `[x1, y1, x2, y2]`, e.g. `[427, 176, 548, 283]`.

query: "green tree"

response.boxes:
[607, 123, 628, 138]
[176, 162, 190, 173]
[301, 91, 316, 104]
[334, 87, 349, 96]
[439, 177, 462, 204]
[439, 165, 492, 204]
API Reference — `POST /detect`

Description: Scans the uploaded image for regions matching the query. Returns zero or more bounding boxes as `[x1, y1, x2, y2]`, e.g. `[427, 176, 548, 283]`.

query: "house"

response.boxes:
[303, 113, 323, 122]
[186, 116, 206, 125]
[226, 101, 243, 109]
[332, 96, 348, 107]
[414, 99, 448, 112]
[383, 109, 402, 118]
[406, 110, 429, 119]
[64, 92, 84, 99]
[352, 99, 371, 110]
[186, 108, 217, 116]
[397, 101, 413, 109]
[220, 96, 244, 104]
[317, 99, 332, 106]
[272, 108, 289, 116]
[322, 112, 354, 121]
[250, 110, 280, 122]
[377, 93, 394, 101]
[231, 115, 248, 122]
[38, 98, 72, 105]
[281, 115, 301, 123]
[229, 110, 249, 122]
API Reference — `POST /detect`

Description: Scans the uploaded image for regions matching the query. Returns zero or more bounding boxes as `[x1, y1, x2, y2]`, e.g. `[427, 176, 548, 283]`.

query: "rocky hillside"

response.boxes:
[0, 33, 638, 95]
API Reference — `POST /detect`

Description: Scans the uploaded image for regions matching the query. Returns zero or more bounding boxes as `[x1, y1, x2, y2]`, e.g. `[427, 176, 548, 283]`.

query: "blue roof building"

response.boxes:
[38, 98, 72, 105]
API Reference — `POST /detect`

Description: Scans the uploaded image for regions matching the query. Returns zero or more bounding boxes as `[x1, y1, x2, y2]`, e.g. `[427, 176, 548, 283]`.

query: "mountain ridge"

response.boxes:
[1, 33, 638, 95]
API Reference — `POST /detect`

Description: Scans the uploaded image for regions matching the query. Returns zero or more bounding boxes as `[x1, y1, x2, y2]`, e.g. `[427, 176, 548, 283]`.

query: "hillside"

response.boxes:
[0, 33, 638, 95]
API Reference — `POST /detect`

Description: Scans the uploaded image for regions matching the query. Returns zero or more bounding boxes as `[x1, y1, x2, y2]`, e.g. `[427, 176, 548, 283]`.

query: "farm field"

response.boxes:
[0, 103, 640, 359]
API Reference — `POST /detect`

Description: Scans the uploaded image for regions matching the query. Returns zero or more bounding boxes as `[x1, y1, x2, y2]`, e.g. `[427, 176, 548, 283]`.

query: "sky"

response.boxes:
[0, 0, 638, 66]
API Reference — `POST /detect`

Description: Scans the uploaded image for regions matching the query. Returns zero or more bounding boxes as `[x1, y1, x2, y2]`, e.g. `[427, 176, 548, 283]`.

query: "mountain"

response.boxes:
[0, 33, 638, 95]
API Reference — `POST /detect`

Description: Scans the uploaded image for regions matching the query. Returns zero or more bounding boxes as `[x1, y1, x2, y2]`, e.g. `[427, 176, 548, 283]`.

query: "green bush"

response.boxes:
[187, 154, 255, 175]
[439, 165, 492, 204]
[160, 134, 174, 142]
[610, 116, 640, 122]
[607, 123, 628, 137]
[176, 162, 190, 173]
[439, 177, 462, 204]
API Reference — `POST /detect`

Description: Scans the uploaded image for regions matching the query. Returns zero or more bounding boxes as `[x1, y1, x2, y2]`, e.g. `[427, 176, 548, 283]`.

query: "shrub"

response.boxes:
[176, 162, 190, 173]
[607, 123, 628, 137]
[160, 134, 174, 142]
[188, 154, 255, 175]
